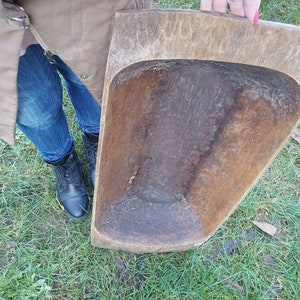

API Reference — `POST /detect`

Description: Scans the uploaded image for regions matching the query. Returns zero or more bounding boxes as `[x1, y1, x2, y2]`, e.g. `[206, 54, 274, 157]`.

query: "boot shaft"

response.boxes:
[82, 133, 99, 190]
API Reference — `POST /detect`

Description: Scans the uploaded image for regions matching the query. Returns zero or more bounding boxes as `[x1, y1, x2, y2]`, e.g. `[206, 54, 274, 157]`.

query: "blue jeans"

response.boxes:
[17, 44, 101, 162]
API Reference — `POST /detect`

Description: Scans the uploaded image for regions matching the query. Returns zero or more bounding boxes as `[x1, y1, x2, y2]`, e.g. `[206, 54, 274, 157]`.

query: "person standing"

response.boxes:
[0, 0, 260, 221]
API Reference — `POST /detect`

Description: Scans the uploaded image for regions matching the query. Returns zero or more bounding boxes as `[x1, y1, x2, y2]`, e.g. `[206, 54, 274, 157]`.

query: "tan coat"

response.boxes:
[0, 0, 152, 145]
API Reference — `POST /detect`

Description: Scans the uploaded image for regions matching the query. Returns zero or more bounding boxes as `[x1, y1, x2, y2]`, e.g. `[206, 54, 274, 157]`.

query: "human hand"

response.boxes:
[200, 0, 261, 23]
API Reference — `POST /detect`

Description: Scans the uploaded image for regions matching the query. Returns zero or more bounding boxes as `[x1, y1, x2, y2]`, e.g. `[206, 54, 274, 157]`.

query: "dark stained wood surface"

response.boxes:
[91, 10, 300, 253]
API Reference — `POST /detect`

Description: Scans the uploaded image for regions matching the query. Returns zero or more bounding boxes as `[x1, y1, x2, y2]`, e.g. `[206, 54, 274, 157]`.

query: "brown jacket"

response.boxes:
[0, 0, 152, 145]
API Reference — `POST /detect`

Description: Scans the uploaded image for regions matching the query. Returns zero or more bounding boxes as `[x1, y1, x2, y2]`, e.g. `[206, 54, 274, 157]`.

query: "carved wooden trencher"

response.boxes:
[91, 10, 300, 253]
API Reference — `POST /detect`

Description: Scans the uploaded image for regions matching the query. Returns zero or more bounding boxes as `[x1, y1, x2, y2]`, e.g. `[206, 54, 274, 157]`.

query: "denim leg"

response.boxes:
[54, 56, 101, 135]
[17, 44, 73, 162]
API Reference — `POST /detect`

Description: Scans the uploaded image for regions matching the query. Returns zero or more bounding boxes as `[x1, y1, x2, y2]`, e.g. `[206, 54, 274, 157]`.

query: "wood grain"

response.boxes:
[91, 10, 300, 253]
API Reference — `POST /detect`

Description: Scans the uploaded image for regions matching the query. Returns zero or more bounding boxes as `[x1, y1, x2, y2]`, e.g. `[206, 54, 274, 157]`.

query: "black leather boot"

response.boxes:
[51, 148, 90, 220]
[82, 133, 99, 191]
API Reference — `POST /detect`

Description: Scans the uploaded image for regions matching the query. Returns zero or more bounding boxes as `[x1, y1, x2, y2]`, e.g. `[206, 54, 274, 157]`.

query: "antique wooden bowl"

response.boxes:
[91, 10, 300, 253]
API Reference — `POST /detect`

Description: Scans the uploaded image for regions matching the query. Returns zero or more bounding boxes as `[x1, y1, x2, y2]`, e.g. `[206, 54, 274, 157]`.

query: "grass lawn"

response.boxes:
[1, 1, 300, 299]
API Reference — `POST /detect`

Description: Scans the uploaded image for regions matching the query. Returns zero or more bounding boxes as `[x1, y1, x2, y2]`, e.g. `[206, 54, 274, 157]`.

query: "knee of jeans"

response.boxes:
[17, 96, 64, 129]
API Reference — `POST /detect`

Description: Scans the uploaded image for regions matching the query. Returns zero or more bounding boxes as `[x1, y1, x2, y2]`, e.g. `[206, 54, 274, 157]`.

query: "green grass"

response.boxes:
[1, 1, 300, 299]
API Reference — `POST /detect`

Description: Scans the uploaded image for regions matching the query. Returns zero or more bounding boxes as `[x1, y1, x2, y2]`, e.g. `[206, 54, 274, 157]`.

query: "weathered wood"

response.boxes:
[91, 10, 300, 253]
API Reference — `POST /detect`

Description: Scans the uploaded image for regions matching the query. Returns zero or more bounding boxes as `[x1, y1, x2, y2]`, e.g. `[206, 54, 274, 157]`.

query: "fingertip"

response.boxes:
[244, 0, 261, 23]
[213, 0, 228, 14]
[253, 11, 259, 24]
[200, 6, 212, 12]
[200, 0, 213, 12]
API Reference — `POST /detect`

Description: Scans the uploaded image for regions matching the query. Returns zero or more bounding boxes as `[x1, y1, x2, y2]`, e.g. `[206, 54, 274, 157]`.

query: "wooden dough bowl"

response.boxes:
[91, 10, 300, 253]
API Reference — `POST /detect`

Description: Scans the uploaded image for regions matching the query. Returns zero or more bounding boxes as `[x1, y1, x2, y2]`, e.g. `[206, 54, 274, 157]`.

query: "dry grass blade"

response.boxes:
[251, 221, 277, 236]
